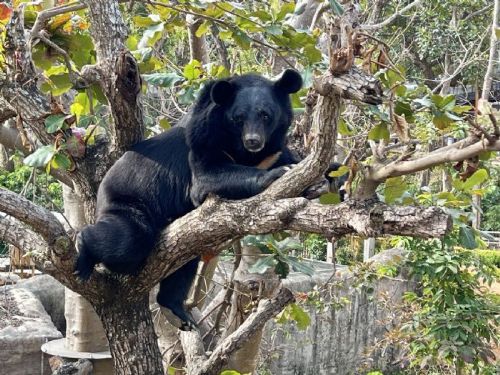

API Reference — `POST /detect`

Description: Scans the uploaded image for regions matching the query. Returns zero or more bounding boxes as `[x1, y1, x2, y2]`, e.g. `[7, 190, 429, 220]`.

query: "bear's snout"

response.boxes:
[243, 133, 265, 152]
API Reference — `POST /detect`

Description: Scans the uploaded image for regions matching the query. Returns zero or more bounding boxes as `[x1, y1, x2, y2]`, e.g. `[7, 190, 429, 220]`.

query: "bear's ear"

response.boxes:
[274, 69, 303, 94]
[210, 80, 235, 106]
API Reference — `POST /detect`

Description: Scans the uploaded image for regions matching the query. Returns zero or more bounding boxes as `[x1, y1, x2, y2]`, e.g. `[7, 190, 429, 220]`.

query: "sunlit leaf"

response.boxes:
[368, 123, 390, 141]
[319, 192, 340, 205]
[462, 169, 488, 190]
[384, 177, 408, 204]
[195, 20, 211, 37]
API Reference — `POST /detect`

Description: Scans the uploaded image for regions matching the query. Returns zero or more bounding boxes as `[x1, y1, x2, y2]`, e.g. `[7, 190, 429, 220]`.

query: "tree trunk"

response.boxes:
[95, 295, 164, 375]
[481, 0, 500, 100]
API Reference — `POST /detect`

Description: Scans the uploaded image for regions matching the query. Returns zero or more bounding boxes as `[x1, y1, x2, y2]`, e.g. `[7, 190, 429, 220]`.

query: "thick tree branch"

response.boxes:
[0, 188, 67, 244]
[0, 214, 47, 255]
[135, 197, 451, 292]
[81, 0, 144, 153]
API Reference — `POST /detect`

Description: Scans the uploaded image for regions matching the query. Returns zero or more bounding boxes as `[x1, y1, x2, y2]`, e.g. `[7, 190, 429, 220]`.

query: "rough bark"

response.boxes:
[95, 296, 164, 375]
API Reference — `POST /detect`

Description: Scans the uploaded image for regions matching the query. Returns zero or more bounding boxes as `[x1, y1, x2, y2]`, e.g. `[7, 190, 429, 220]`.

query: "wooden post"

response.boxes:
[363, 238, 376, 261]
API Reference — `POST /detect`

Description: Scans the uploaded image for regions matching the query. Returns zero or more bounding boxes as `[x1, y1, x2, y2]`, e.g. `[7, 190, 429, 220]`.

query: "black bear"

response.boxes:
[75, 69, 304, 330]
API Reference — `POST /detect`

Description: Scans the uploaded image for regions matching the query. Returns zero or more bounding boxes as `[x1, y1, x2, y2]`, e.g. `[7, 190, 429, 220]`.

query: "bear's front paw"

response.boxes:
[260, 165, 293, 188]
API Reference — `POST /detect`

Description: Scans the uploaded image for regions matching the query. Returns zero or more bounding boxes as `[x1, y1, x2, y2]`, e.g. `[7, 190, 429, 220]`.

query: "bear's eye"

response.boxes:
[232, 115, 244, 126]
[260, 112, 270, 122]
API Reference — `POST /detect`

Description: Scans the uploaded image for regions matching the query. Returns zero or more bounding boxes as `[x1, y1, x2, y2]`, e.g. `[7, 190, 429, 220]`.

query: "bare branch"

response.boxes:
[369, 138, 500, 181]
[0, 188, 67, 244]
[0, 214, 47, 255]
[362, 0, 423, 31]
[181, 288, 294, 375]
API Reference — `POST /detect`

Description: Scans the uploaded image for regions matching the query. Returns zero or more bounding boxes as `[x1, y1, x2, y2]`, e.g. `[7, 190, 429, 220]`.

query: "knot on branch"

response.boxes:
[52, 235, 73, 259]
[115, 51, 142, 103]
[314, 66, 383, 105]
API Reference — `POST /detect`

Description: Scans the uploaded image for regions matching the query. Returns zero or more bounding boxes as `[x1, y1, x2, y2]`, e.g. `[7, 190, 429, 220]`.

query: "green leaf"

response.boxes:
[384, 177, 408, 204]
[195, 20, 211, 37]
[368, 123, 390, 141]
[329, 165, 349, 177]
[24, 145, 56, 168]
[276, 2, 295, 21]
[50, 153, 72, 170]
[265, 24, 283, 36]
[495, 27, 500, 39]
[319, 192, 341, 205]
[248, 256, 277, 274]
[328, 0, 344, 15]
[459, 226, 477, 249]
[159, 118, 171, 130]
[274, 259, 290, 278]
[462, 169, 488, 190]
[284, 256, 315, 276]
[220, 371, 243, 375]
[45, 114, 67, 134]
[143, 72, 184, 88]
[289, 303, 311, 330]
[338, 118, 354, 135]
[48, 73, 72, 96]
[232, 29, 251, 50]
[183, 60, 203, 81]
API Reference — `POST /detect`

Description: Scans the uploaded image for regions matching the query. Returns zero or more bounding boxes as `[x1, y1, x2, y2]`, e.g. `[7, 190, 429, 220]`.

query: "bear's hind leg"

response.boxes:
[157, 257, 199, 331]
[75, 215, 157, 279]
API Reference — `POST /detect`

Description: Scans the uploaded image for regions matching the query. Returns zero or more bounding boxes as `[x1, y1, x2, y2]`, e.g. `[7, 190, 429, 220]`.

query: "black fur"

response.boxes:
[75, 70, 303, 330]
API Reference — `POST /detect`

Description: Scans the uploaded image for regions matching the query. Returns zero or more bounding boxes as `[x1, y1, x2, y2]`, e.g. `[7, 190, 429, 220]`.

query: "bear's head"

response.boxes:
[208, 69, 302, 157]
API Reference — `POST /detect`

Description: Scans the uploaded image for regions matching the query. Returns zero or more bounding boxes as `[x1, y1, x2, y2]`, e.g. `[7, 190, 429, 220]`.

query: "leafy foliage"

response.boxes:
[394, 237, 498, 372]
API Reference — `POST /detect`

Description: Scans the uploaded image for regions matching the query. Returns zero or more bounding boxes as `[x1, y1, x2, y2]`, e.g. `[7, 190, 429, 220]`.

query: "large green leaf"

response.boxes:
[183, 60, 202, 81]
[368, 123, 390, 141]
[462, 169, 488, 191]
[289, 303, 311, 330]
[328, 0, 344, 15]
[143, 72, 184, 88]
[459, 226, 477, 249]
[45, 114, 67, 134]
[24, 145, 56, 168]
[248, 255, 277, 274]
[384, 177, 408, 204]
[283, 255, 314, 276]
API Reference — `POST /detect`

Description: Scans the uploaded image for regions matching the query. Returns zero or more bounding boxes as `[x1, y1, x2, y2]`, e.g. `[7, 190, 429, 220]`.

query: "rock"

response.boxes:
[11, 274, 66, 333]
[0, 272, 20, 286]
[0, 288, 63, 375]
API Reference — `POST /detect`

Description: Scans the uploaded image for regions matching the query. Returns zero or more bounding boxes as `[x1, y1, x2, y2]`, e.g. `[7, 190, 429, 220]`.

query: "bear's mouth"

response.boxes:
[243, 135, 265, 153]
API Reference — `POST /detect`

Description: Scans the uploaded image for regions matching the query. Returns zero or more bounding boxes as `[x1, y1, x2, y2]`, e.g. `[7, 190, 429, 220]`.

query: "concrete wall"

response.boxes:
[257, 248, 411, 375]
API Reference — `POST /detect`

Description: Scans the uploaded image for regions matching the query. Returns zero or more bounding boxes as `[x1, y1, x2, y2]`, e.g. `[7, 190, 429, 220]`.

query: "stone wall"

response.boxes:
[257, 248, 411, 375]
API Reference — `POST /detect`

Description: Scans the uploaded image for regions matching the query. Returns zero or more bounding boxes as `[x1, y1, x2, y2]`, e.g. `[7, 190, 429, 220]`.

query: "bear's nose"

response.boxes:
[243, 135, 264, 152]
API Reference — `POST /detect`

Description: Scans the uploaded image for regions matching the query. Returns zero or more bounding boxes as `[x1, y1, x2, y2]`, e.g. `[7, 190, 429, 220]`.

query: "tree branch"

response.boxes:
[369, 138, 500, 181]
[0, 188, 67, 244]
[362, 0, 424, 31]
[81, 0, 144, 153]
[180, 288, 294, 375]
[134, 197, 451, 292]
